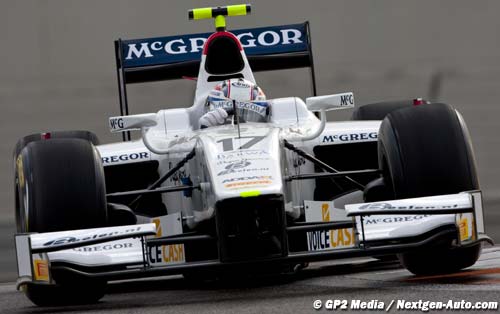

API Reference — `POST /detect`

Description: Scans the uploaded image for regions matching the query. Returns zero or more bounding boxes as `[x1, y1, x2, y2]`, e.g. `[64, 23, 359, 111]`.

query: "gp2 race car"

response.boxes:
[13, 4, 493, 306]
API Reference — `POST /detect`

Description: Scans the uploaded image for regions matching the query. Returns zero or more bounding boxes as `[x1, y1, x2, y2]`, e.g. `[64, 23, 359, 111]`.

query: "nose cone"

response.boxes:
[199, 124, 283, 201]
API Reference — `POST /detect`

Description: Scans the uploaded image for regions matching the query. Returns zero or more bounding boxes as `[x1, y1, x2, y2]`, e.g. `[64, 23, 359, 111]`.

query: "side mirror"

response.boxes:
[306, 92, 355, 112]
[109, 113, 158, 133]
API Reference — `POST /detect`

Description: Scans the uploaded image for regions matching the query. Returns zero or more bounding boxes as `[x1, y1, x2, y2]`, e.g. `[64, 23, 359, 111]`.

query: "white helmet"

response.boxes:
[206, 78, 268, 123]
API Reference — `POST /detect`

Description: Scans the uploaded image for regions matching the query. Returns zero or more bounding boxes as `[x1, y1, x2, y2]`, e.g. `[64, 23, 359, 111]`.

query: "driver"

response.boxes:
[199, 78, 268, 128]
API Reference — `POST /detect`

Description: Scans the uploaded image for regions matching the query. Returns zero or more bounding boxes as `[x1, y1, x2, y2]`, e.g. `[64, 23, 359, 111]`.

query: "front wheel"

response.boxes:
[378, 103, 481, 275]
[25, 277, 107, 307]
[15, 137, 107, 305]
[398, 245, 481, 276]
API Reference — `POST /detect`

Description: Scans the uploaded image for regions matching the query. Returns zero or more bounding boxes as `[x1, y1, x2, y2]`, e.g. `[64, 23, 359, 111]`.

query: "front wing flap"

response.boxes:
[15, 191, 492, 285]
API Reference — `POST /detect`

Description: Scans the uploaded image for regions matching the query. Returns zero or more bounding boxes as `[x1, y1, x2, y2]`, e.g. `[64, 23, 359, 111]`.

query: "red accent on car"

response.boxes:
[41, 132, 51, 140]
[413, 98, 425, 106]
[202, 31, 243, 55]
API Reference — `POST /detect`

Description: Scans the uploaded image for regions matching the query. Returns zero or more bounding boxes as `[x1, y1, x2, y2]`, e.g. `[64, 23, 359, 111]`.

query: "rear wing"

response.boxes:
[114, 22, 316, 140]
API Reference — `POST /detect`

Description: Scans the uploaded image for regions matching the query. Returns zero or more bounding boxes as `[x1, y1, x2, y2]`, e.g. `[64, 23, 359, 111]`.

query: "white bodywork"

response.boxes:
[98, 98, 381, 228]
[93, 30, 479, 257]
[14, 29, 487, 279]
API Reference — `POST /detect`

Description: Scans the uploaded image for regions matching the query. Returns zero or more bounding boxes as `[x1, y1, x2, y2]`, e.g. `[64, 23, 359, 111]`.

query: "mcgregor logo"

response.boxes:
[125, 29, 304, 60]
[322, 132, 377, 143]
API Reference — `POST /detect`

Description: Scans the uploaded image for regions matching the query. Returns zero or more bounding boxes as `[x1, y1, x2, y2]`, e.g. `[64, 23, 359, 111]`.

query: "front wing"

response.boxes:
[15, 191, 493, 287]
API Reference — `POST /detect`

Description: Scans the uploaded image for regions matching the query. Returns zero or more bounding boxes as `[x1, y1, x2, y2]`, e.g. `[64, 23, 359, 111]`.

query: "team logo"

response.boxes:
[231, 81, 251, 88]
[217, 160, 251, 176]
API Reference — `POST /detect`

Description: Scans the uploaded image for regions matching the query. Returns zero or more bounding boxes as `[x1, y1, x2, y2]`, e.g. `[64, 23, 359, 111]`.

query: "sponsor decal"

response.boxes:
[124, 30, 302, 59]
[43, 226, 142, 247]
[16, 155, 24, 187]
[148, 217, 185, 265]
[292, 155, 306, 168]
[168, 163, 189, 183]
[340, 94, 354, 106]
[237, 101, 268, 116]
[222, 175, 272, 184]
[216, 157, 269, 165]
[148, 244, 184, 264]
[231, 81, 251, 88]
[457, 213, 475, 242]
[308, 228, 354, 251]
[322, 132, 377, 143]
[121, 23, 308, 68]
[364, 215, 430, 224]
[358, 203, 460, 210]
[224, 180, 273, 189]
[166, 164, 192, 196]
[222, 175, 273, 189]
[109, 117, 124, 130]
[168, 136, 193, 148]
[306, 202, 355, 251]
[73, 242, 133, 252]
[33, 259, 49, 281]
[212, 101, 269, 116]
[101, 152, 149, 165]
[217, 160, 252, 176]
[217, 149, 268, 160]
[459, 216, 469, 241]
[322, 203, 330, 221]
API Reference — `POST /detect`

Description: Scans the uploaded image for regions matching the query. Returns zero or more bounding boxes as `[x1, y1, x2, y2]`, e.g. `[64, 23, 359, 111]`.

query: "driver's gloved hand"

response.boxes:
[199, 108, 228, 129]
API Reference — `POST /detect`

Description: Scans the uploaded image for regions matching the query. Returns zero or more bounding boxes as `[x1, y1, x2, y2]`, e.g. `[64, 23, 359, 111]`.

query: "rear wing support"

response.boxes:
[306, 22, 318, 97]
[115, 39, 131, 141]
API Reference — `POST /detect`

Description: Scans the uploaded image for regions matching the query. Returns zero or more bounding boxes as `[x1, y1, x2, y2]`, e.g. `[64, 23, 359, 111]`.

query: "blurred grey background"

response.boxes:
[1, 0, 499, 280]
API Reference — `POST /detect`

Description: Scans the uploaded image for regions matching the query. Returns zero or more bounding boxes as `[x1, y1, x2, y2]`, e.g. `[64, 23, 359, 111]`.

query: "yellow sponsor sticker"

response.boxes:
[321, 203, 330, 222]
[153, 218, 162, 237]
[329, 228, 355, 248]
[150, 218, 185, 265]
[33, 259, 49, 282]
[224, 179, 272, 189]
[458, 214, 472, 242]
[16, 155, 25, 187]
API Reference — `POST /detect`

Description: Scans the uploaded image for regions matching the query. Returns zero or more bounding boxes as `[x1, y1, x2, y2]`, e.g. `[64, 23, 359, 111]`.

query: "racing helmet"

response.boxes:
[206, 78, 269, 123]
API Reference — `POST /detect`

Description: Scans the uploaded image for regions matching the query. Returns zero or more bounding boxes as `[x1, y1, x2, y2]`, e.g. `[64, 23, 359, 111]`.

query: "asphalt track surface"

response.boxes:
[0, 246, 499, 314]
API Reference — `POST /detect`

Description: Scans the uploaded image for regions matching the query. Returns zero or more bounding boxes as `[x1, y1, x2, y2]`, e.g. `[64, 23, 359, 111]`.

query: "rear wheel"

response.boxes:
[351, 100, 412, 120]
[15, 138, 107, 305]
[378, 103, 481, 275]
[13, 130, 99, 158]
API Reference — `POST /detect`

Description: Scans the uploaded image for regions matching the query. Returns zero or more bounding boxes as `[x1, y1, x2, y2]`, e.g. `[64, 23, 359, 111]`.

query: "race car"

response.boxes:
[13, 4, 493, 306]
